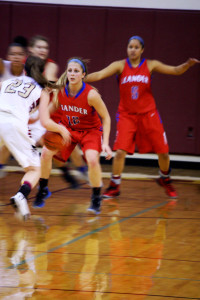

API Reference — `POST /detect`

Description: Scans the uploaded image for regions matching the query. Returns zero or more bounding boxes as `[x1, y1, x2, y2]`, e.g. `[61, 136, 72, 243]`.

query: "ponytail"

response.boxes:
[25, 56, 58, 89]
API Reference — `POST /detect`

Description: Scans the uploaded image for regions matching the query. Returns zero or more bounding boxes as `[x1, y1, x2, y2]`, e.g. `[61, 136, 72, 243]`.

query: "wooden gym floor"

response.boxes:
[0, 165, 200, 299]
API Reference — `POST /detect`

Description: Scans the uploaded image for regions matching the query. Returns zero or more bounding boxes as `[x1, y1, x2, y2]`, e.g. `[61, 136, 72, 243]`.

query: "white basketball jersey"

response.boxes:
[0, 75, 42, 125]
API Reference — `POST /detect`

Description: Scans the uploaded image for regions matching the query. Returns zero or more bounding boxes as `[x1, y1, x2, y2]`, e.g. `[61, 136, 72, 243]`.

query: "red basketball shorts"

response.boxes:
[113, 109, 169, 154]
[54, 128, 102, 162]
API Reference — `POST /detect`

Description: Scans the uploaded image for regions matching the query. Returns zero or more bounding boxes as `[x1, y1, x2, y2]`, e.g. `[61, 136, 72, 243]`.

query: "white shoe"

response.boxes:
[10, 192, 30, 221]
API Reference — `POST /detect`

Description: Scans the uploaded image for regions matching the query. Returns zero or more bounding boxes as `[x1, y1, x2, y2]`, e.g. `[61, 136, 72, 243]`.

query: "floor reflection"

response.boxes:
[0, 181, 196, 300]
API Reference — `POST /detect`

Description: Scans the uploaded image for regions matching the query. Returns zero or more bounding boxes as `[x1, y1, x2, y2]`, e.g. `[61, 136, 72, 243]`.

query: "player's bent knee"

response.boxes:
[87, 157, 99, 168]
[115, 149, 126, 160]
[41, 147, 56, 160]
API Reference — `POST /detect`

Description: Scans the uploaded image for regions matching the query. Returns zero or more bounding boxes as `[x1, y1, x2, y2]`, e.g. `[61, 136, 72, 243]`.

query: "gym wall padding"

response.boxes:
[0, 2, 199, 154]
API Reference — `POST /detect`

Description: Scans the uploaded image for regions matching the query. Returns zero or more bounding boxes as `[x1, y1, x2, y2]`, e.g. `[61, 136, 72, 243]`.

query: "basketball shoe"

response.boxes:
[76, 166, 89, 182]
[10, 192, 30, 221]
[60, 166, 80, 189]
[157, 176, 177, 199]
[33, 187, 52, 208]
[87, 195, 102, 214]
[102, 181, 120, 199]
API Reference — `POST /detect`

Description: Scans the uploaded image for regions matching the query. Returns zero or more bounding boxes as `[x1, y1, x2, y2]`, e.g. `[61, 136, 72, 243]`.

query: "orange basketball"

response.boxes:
[43, 131, 64, 151]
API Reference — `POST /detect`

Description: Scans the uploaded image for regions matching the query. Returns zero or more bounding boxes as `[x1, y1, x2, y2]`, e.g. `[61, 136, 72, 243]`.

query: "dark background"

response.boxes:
[0, 1, 200, 155]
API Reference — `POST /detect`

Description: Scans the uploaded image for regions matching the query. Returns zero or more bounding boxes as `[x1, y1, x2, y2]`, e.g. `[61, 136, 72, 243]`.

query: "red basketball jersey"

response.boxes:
[118, 58, 156, 114]
[58, 82, 102, 131]
[46, 58, 55, 64]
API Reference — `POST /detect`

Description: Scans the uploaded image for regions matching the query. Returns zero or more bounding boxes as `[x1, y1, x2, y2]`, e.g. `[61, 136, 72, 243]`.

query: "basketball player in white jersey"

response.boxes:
[0, 42, 26, 82]
[0, 43, 26, 177]
[0, 56, 70, 220]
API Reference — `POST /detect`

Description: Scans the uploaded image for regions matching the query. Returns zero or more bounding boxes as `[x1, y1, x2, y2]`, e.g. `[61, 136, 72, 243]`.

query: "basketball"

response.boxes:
[43, 131, 64, 151]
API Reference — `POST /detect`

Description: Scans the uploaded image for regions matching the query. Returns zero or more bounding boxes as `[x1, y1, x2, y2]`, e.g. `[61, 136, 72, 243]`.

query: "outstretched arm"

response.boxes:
[88, 89, 112, 160]
[148, 58, 200, 75]
[85, 60, 125, 82]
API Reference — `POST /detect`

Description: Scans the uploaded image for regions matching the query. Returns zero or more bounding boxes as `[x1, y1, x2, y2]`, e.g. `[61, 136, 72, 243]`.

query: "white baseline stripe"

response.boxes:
[3, 166, 200, 182]
[101, 152, 200, 163]
[37, 148, 200, 163]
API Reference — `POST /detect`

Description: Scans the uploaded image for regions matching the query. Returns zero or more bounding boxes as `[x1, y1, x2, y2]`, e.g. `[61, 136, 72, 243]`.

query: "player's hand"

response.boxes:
[187, 58, 200, 67]
[59, 125, 71, 146]
[102, 143, 112, 160]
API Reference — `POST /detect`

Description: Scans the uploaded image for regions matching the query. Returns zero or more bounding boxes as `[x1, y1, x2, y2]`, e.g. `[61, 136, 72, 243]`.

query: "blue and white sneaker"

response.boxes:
[87, 195, 101, 215]
[32, 187, 51, 208]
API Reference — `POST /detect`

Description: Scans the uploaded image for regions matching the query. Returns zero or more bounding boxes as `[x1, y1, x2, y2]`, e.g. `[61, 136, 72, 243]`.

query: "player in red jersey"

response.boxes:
[28, 35, 59, 145]
[85, 35, 199, 199]
[29, 35, 87, 188]
[28, 35, 58, 82]
[33, 57, 112, 214]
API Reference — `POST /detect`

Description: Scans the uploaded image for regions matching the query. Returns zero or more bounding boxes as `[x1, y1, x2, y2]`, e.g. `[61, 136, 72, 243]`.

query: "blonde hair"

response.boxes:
[53, 70, 68, 107]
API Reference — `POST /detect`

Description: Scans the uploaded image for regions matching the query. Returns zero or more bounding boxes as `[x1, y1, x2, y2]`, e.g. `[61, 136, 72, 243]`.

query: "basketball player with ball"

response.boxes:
[0, 56, 70, 220]
[34, 57, 112, 214]
[28, 35, 87, 188]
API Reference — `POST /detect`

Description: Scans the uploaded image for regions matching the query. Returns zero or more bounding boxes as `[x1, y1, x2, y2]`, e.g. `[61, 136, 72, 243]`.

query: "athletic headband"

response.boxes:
[128, 35, 144, 47]
[68, 58, 86, 72]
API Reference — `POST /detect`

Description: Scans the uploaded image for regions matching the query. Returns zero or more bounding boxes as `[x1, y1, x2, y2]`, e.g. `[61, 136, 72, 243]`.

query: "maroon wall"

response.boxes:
[0, 2, 200, 154]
